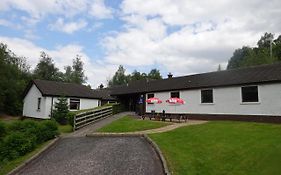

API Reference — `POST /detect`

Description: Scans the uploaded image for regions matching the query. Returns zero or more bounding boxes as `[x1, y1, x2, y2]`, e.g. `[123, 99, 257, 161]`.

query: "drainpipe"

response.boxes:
[50, 97, 54, 118]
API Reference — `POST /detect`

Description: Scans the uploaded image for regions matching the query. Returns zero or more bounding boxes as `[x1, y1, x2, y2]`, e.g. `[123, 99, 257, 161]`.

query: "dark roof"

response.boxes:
[24, 80, 102, 99]
[111, 63, 281, 95]
[92, 88, 116, 101]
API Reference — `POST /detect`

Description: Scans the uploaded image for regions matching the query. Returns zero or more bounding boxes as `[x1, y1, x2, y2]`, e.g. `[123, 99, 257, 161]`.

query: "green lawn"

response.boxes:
[97, 115, 170, 133]
[58, 124, 73, 133]
[0, 139, 52, 175]
[149, 121, 281, 175]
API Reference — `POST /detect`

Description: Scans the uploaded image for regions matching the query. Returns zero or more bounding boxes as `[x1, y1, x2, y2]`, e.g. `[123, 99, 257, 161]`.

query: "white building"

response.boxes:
[111, 63, 281, 122]
[23, 80, 104, 119]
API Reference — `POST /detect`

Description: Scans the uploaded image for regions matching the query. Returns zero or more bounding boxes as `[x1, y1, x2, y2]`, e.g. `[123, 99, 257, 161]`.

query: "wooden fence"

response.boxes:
[73, 106, 113, 130]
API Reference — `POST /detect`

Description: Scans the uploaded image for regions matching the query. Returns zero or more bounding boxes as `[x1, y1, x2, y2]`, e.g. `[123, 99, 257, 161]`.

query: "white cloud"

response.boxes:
[0, 36, 116, 87]
[89, 0, 113, 19]
[49, 18, 88, 34]
[102, 0, 281, 77]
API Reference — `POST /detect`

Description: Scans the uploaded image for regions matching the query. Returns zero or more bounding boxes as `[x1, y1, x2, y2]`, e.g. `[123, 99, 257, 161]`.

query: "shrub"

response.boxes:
[112, 103, 127, 114]
[67, 112, 75, 127]
[0, 121, 6, 138]
[0, 132, 36, 161]
[36, 120, 59, 143]
[53, 97, 69, 124]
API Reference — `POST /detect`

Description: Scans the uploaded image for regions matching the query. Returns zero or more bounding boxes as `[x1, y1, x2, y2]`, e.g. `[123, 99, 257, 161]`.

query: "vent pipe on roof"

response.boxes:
[168, 72, 173, 78]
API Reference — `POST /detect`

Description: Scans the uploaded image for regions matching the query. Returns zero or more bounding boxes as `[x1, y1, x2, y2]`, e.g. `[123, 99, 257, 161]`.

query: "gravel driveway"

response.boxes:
[18, 137, 164, 175]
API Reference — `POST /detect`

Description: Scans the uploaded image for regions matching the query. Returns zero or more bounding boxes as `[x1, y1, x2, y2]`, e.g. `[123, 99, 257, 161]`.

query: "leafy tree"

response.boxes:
[52, 97, 69, 125]
[63, 66, 73, 83]
[130, 70, 146, 82]
[147, 69, 162, 80]
[0, 43, 32, 115]
[33, 52, 62, 81]
[108, 65, 129, 87]
[71, 55, 87, 84]
[227, 32, 281, 70]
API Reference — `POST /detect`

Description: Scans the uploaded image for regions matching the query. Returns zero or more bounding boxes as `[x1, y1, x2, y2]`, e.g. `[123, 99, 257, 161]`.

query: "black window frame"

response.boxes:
[241, 86, 259, 103]
[201, 89, 214, 104]
[37, 98, 41, 110]
[69, 98, 80, 110]
[147, 93, 154, 99]
[170, 91, 180, 98]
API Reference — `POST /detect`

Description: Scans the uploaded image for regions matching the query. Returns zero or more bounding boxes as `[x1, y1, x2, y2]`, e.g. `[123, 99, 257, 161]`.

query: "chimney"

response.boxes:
[168, 72, 173, 79]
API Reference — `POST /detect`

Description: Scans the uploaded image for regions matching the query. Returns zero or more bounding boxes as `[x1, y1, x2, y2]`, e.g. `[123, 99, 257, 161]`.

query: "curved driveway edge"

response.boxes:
[16, 136, 165, 175]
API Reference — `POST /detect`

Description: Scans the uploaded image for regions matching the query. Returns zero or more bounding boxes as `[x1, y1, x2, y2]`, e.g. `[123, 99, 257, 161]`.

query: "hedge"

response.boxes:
[0, 120, 58, 162]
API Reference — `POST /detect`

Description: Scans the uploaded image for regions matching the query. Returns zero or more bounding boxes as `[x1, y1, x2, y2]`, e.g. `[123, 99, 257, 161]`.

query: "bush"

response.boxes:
[36, 120, 59, 143]
[0, 120, 58, 162]
[112, 103, 127, 114]
[0, 122, 6, 138]
[0, 132, 36, 161]
[67, 112, 75, 127]
[53, 97, 69, 125]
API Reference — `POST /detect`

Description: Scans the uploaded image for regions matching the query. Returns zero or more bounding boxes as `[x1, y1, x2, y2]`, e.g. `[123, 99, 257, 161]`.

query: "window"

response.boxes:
[147, 93, 154, 99]
[171, 91, 180, 98]
[37, 98, 41, 110]
[69, 98, 80, 110]
[241, 86, 259, 102]
[201, 89, 213, 103]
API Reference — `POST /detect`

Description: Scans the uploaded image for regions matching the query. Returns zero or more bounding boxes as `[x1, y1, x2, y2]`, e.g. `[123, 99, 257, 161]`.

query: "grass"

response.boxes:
[149, 121, 281, 175]
[97, 115, 170, 133]
[0, 139, 53, 175]
[58, 124, 73, 133]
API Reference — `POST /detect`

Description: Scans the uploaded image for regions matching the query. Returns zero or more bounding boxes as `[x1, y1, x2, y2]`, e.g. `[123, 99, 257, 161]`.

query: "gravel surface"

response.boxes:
[18, 137, 164, 175]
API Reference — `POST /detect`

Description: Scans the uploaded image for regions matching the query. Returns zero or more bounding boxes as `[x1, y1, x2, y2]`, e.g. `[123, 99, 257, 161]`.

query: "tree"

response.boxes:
[52, 97, 69, 125]
[147, 69, 162, 80]
[108, 65, 129, 87]
[130, 70, 146, 82]
[257, 32, 274, 48]
[63, 66, 73, 83]
[217, 64, 222, 71]
[33, 52, 62, 81]
[0, 43, 32, 115]
[70, 55, 87, 84]
[98, 83, 104, 89]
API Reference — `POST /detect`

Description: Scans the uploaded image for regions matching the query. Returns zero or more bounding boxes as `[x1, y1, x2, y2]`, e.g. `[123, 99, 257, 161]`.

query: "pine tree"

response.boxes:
[52, 97, 69, 124]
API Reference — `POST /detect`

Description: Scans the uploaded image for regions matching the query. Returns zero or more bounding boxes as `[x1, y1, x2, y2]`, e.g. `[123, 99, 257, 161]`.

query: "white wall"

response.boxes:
[23, 84, 101, 119]
[23, 84, 48, 119]
[146, 83, 281, 116]
[44, 97, 100, 118]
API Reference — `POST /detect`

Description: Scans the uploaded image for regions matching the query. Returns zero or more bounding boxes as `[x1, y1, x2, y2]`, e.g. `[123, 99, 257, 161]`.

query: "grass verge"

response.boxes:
[0, 139, 53, 175]
[58, 124, 73, 133]
[149, 121, 281, 175]
[97, 115, 170, 133]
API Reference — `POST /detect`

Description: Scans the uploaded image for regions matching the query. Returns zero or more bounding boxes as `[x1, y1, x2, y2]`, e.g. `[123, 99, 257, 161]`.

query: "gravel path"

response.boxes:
[18, 137, 164, 175]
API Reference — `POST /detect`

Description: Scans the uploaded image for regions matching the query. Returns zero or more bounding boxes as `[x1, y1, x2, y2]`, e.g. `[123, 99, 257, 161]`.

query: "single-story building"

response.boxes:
[23, 80, 115, 119]
[110, 63, 281, 122]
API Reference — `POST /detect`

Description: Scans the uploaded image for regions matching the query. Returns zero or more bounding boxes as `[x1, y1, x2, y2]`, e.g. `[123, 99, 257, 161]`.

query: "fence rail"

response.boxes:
[73, 106, 113, 130]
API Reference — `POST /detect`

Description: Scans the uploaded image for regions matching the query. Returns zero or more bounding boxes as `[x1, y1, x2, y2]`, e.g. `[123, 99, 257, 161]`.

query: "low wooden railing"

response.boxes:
[73, 106, 113, 130]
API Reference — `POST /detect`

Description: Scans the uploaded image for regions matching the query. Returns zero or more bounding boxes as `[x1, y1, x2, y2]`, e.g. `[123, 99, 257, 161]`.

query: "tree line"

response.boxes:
[107, 65, 162, 87]
[0, 43, 87, 115]
[227, 32, 281, 69]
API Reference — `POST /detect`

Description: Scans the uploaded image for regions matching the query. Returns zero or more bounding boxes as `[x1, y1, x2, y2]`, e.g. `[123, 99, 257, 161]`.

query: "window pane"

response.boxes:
[201, 89, 213, 103]
[70, 98, 80, 110]
[171, 92, 180, 98]
[242, 86, 258, 102]
[147, 93, 154, 99]
[37, 98, 41, 110]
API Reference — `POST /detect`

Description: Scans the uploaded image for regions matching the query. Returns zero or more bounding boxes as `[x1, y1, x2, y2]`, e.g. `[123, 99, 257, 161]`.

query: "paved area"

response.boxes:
[67, 112, 135, 137]
[18, 137, 164, 175]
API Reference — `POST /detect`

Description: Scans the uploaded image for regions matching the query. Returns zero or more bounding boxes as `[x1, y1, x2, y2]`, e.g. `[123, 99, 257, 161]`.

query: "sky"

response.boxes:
[0, 0, 280, 88]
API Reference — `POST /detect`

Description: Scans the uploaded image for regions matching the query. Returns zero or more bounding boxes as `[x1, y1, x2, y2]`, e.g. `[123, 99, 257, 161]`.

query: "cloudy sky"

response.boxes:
[0, 0, 280, 87]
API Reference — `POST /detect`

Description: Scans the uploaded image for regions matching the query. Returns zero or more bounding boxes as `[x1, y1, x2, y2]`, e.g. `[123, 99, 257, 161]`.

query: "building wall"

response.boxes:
[23, 84, 100, 119]
[23, 84, 48, 119]
[44, 97, 100, 118]
[146, 83, 281, 116]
